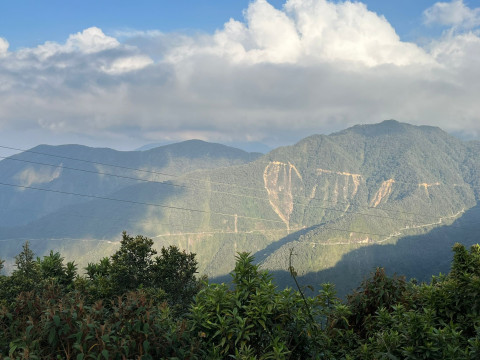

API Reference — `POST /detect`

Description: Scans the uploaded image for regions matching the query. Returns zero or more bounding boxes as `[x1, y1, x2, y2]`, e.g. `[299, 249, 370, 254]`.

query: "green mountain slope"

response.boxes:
[1, 121, 479, 291]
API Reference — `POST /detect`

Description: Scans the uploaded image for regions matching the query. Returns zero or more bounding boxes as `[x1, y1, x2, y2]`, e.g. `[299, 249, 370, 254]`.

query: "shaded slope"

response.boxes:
[2, 121, 479, 286]
[0, 140, 261, 227]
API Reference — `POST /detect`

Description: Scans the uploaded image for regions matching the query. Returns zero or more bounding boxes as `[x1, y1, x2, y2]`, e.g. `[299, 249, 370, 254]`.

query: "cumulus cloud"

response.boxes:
[424, 0, 480, 29]
[1, 0, 480, 149]
[16, 27, 120, 61]
[167, 0, 432, 67]
[66, 27, 120, 53]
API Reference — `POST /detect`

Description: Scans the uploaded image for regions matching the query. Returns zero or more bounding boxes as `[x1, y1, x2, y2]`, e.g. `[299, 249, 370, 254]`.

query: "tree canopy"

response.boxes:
[1, 236, 480, 359]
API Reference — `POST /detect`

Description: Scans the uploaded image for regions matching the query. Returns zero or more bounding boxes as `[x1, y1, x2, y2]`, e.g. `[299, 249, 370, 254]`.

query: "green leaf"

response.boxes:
[25, 324, 34, 337]
[48, 328, 56, 345]
[101, 349, 109, 359]
[143, 340, 150, 353]
[9, 343, 18, 357]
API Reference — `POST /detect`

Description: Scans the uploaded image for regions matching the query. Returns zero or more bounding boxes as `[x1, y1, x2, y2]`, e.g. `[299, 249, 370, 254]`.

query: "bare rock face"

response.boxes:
[263, 161, 303, 230]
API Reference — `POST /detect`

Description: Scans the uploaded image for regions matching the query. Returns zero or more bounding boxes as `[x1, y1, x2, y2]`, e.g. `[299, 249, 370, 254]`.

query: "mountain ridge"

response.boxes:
[1, 120, 479, 293]
[0, 140, 262, 228]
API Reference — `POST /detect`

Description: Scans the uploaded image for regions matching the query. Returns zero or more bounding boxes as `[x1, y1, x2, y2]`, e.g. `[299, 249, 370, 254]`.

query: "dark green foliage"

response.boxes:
[347, 267, 411, 338]
[151, 245, 200, 313]
[2, 240, 480, 359]
[0, 288, 197, 359]
[339, 243, 480, 359]
[419, 243, 480, 338]
[2, 242, 42, 303]
[12, 242, 41, 288]
[191, 252, 333, 359]
[38, 250, 77, 288]
[85, 257, 111, 280]
[110, 232, 158, 292]
[80, 232, 200, 311]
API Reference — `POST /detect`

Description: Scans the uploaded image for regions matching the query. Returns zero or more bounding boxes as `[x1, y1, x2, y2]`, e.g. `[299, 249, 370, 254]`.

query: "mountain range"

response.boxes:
[1, 120, 479, 295]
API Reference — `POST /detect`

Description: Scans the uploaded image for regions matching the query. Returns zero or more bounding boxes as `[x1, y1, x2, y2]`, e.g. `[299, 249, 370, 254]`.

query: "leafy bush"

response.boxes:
[2, 238, 480, 359]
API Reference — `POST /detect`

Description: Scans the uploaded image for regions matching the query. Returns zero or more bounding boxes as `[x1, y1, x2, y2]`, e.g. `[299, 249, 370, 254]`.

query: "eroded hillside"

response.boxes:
[1, 121, 479, 293]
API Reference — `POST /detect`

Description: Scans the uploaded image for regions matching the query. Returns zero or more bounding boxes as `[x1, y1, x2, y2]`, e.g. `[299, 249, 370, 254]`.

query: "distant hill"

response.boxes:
[136, 140, 271, 154]
[1, 121, 479, 294]
[0, 140, 260, 227]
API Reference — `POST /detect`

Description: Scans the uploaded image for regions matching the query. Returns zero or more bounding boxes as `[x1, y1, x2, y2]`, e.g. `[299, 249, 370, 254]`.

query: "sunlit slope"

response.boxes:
[1, 120, 479, 284]
[141, 120, 477, 277]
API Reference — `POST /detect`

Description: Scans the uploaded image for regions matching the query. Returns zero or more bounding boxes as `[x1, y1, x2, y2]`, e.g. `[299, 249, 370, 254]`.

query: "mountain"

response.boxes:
[0, 140, 262, 269]
[0, 140, 261, 227]
[1, 121, 479, 294]
[136, 141, 272, 154]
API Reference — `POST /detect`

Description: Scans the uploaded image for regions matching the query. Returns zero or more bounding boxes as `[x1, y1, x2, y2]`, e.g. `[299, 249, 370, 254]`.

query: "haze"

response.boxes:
[1, 0, 479, 152]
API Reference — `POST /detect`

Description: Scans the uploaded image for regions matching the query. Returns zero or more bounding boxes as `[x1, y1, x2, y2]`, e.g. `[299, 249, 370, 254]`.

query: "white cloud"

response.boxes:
[65, 27, 120, 53]
[0, 27, 152, 75]
[0, 37, 8, 57]
[284, 0, 433, 66]
[101, 55, 154, 74]
[424, 0, 480, 28]
[17, 27, 120, 61]
[1, 0, 480, 149]
[430, 31, 480, 67]
[15, 166, 62, 188]
[166, 0, 433, 67]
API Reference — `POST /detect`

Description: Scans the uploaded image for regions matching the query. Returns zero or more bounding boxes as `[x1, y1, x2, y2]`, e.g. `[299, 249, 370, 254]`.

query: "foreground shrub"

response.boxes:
[1, 287, 197, 359]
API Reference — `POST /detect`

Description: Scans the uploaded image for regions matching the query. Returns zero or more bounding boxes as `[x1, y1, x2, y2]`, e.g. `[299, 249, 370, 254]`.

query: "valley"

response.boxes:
[1, 120, 479, 294]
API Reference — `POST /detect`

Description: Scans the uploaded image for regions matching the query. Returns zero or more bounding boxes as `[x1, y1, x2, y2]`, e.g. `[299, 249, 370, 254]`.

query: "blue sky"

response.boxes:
[1, 0, 480, 151]
[2, 0, 439, 49]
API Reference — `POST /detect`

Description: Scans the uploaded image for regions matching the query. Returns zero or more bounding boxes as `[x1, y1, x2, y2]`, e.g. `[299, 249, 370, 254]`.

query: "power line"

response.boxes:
[0, 181, 285, 224]
[0, 144, 470, 221]
[0, 144, 282, 196]
[0, 145, 178, 178]
[0, 184, 467, 244]
[0, 155, 443, 223]
[0, 197, 465, 251]
[0, 155, 189, 190]
[0, 155, 412, 223]
[0, 204, 239, 232]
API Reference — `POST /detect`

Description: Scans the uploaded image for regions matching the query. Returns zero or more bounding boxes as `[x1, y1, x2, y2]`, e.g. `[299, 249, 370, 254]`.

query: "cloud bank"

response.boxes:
[1, 0, 480, 149]
[424, 0, 480, 28]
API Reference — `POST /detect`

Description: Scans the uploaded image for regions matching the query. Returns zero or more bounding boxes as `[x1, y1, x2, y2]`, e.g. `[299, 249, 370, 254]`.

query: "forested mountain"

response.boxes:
[0, 140, 261, 227]
[0, 140, 261, 270]
[1, 120, 479, 293]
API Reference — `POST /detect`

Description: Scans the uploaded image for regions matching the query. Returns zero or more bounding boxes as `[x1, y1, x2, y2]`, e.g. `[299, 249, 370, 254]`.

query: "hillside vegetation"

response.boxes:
[1, 120, 480, 293]
[1, 236, 480, 359]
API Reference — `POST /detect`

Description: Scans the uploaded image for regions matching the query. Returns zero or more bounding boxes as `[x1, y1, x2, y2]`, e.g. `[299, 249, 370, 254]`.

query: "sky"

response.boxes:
[1, 0, 480, 152]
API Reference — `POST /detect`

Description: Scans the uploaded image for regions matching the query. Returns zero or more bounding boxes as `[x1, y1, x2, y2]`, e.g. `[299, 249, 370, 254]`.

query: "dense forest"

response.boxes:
[1, 232, 480, 359]
[3, 121, 480, 294]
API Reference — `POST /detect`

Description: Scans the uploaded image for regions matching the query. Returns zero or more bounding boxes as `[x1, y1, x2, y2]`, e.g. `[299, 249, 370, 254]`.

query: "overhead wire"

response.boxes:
[0, 145, 178, 178]
[0, 144, 475, 276]
[0, 153, 450, 223]
[0, 207, 190, 231]
[0, 178, 467, 245]
[0, 155, 418, 224]
[0, 181, 285, 224]
[0, 144, 473, 241]
[0, 144, 465, 219]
